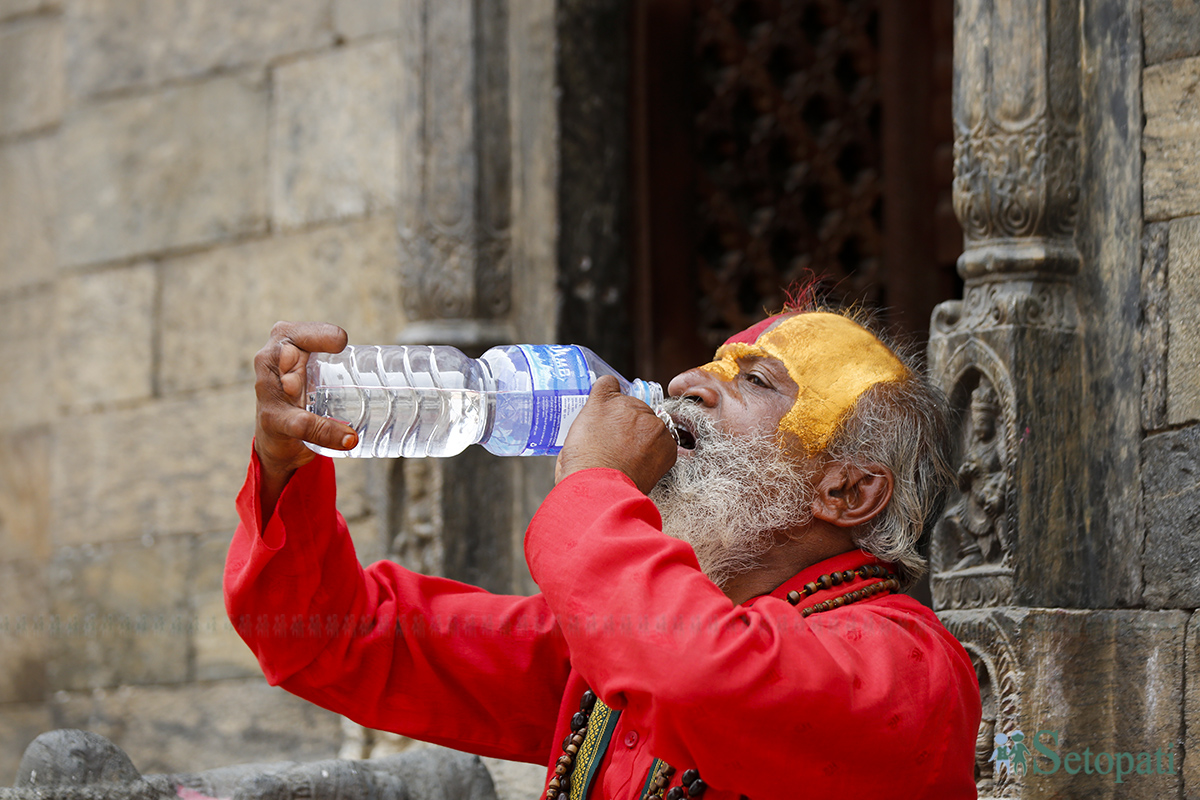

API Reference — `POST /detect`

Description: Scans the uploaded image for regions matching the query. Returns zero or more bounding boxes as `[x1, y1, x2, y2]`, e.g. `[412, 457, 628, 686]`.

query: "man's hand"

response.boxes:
[555, 376, 678, 494]
[253, 321, 358, 519]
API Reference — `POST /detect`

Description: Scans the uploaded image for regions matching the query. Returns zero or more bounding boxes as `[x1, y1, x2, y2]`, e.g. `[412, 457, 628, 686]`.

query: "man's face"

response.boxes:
[666, 347, 800, 448]
[666, 312, 908, 455]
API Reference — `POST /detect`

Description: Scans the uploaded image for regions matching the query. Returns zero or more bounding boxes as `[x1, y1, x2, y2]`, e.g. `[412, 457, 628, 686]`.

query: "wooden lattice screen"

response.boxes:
[632, 0, 959, 381]
[693, 0, 884, 347]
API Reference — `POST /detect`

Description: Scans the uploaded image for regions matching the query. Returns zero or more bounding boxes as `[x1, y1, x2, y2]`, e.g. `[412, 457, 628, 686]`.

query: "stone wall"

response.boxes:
[1143, 4, 1200, 795]
[0, 1, 564, 795]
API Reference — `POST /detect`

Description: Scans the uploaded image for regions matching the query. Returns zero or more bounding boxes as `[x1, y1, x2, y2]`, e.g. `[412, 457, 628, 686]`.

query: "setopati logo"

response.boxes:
[991, 729, 1177, 784]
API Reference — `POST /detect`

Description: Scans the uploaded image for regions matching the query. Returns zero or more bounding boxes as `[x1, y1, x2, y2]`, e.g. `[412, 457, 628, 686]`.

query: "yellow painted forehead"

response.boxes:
[700, 312, 909, 451]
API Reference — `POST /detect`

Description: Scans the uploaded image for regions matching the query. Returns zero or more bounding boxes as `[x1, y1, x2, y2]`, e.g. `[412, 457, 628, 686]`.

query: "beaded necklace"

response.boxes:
[542, 564, 899, 800]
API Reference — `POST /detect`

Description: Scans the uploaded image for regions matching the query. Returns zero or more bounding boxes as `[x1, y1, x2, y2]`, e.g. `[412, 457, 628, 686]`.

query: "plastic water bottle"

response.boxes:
[304, 344, 664, 458]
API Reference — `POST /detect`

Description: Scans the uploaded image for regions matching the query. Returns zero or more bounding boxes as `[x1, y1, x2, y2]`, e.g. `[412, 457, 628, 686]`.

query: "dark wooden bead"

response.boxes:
[818, 574, 833, 589]
[562, 735, 572, 752]
[554, 764, 567, 776]
[571, 711, 588, 731]
[829, 571, 843, 585]
[803, 581, 818, 596]
[688, 778, 707, 796]
[572, 733, 585, 746]
[665, 787, 686, 800]
[680, 768, 700, 785]
[557, 755, 573, 768]
[580, 690, 597, 711]
[842, 570, 855, 582]
[662, 764, 676, 777]
[786, 590, 801, 605]
[548, 777, 561, 790]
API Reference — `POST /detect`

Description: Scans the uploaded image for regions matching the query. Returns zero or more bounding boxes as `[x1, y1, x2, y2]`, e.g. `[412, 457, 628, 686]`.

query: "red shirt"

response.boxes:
[225, 453, 980, 799]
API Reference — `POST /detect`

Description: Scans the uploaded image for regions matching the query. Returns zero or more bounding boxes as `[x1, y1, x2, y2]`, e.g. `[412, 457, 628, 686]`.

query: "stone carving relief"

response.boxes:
[947, 379, 1008, 570]
[953, 115, 1080, 248]
[939, 616, 1022, 799]
[931, 342, 1017, 610]
[932, 280, 1078, 336]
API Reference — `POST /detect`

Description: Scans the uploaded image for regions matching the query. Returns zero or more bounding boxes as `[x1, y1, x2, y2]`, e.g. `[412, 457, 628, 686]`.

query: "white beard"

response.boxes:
[650, 398, 817, 589]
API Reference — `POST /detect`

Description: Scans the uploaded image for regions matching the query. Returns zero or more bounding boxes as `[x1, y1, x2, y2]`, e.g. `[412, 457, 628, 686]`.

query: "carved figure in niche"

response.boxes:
[973, 656, 997, 793]
[941, 379, 1008, 570]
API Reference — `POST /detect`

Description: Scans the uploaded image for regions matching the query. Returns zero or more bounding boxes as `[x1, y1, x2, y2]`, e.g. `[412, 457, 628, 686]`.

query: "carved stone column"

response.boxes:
[391, 0, 516, 593]
[929, 1, 1083, 793]
[930, 0, 1083, 611]
[932, 2, 1159, 797]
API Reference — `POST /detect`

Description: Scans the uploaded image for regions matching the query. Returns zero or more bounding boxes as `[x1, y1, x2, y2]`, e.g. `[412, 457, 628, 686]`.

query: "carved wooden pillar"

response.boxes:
[391, 0, 516, 593]
[928, 1, 1083, 793]
[930, 0, 1084, 607]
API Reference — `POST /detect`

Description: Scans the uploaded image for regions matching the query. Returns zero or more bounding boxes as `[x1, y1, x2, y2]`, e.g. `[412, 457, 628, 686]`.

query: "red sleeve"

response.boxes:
[224, 449, 571, 764]
[526, 468, 980, 797]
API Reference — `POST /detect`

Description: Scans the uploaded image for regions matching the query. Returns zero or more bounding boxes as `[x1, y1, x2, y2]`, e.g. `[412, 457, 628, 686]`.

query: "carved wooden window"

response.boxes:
[632, 0, 960, 381]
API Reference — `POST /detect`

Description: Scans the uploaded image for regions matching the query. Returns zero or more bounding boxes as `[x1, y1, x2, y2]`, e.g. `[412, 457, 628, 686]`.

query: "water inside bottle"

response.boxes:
[307, 385, 489, 458]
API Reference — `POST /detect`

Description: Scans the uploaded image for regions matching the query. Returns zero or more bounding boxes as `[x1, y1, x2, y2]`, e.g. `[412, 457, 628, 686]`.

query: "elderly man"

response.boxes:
[225, 309, 982, 800]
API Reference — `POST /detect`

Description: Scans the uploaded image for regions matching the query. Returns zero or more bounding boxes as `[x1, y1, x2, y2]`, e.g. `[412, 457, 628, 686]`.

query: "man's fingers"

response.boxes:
[270, 320, 349, 357]
[279, 364, 305, 400]
[268, 405, 358, 451]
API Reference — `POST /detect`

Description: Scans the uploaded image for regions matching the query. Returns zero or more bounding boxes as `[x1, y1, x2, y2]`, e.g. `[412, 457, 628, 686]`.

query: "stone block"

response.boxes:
[0, 427, 50, 563]
[54, 263, 155, 410]
[50, 388, 255, 544]
[335, 0, 402, 39]
[49, 679, 342, 775]
[45, 535, 192, 690]
[0, 559, 48, 704]
[0, 287, 55, 432]
[271, 39, 400, 228]
[1145, 58, 1200, 221]
[158, 217, 403, 394]
[1169, 216, 1200, 424]
[0, 0, 57, 21]
[1145, 0, 1200, 66]
[1185, 611, 1200, 799]
[0, 16, 65, 137]
[56, 72, 268, 268]
[0, 136, 57, 295]
[479, 757, 546, 800]
[940, 608, 1185, 799]
[0, 703, 53, 788]
[1143, 425, 1200, 608]
[192, 531, 261, 681]
[1142, 222, 1169, 431]
[65, 0, 331, 99]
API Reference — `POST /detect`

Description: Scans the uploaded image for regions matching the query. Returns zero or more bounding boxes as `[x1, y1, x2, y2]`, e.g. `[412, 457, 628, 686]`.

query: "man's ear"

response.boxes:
[811, 461, 894, 528]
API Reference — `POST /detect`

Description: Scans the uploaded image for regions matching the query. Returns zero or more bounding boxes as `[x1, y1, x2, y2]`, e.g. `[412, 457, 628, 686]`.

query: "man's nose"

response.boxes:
[667, 367, 721, 407]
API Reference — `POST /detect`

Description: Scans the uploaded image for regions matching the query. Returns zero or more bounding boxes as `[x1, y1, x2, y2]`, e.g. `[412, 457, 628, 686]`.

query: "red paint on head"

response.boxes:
[722, 313, 787, 347]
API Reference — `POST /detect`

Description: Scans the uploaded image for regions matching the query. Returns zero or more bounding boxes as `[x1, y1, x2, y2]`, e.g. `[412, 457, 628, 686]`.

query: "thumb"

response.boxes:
[589, 374, 622, 399]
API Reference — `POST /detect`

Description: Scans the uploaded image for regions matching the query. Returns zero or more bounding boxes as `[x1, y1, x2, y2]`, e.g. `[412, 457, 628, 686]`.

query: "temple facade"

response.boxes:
[0, 1, 1198, 798]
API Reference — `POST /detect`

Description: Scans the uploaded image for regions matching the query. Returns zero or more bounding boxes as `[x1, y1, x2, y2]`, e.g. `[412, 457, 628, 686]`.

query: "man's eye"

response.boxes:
[744, 372, 769, 388]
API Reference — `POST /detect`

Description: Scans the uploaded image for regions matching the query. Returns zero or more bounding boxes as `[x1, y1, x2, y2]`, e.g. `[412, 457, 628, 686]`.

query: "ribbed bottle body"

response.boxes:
[305, 344, 663, 458]
[306, 345, 492, 458]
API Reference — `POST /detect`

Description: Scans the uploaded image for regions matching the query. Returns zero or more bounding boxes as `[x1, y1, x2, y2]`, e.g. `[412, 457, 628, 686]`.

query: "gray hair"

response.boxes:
[823, 365, 954, 589]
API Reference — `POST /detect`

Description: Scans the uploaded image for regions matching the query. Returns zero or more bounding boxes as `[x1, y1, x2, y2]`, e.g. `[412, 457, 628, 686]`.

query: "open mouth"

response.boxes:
[673, 420, 697, 450]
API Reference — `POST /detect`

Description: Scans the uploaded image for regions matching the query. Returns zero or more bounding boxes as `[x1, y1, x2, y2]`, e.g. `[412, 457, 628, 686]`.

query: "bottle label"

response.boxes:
[518, 345, 591, 453]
